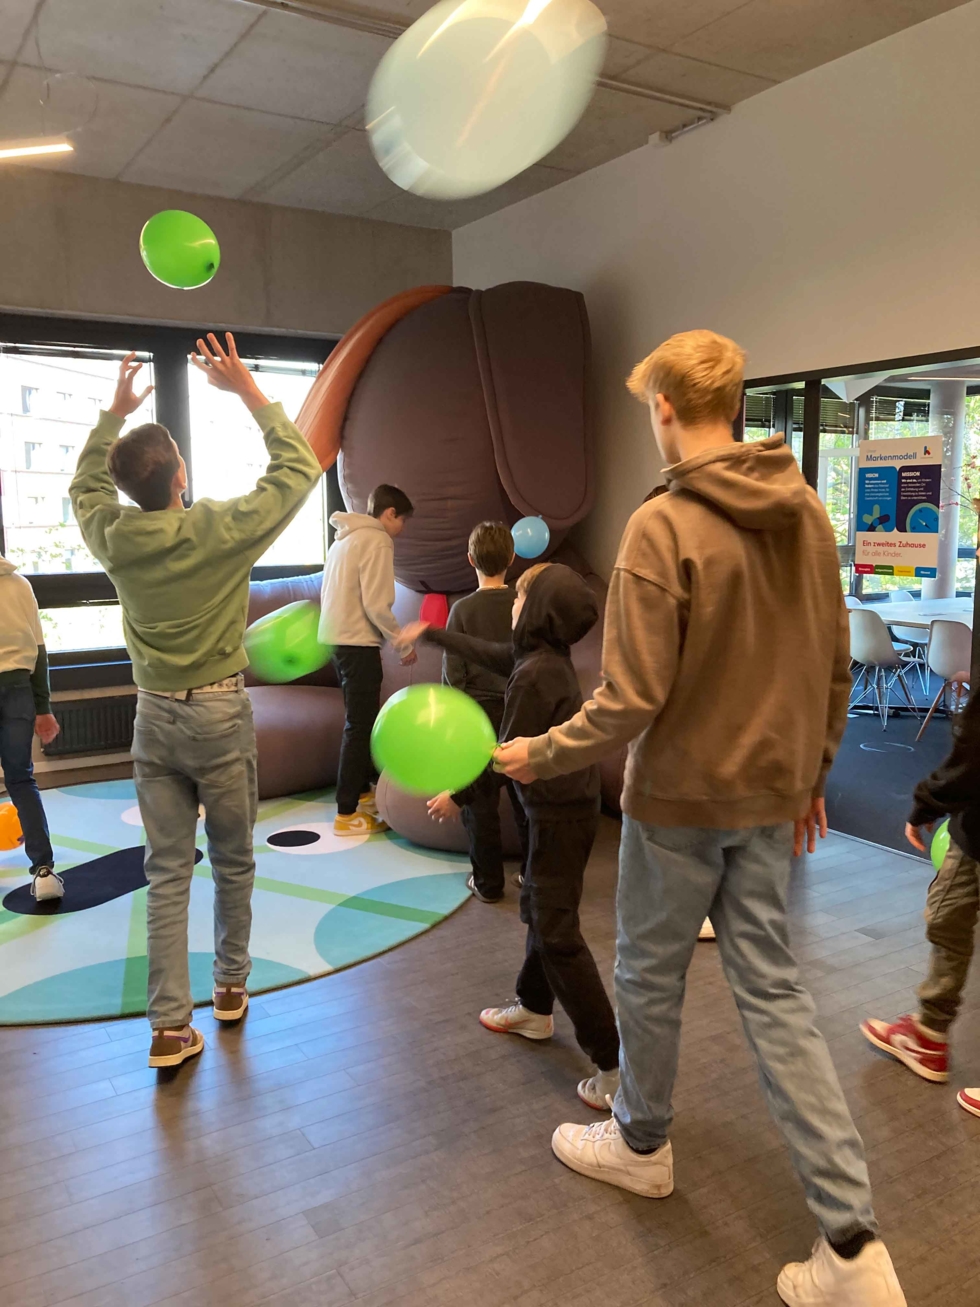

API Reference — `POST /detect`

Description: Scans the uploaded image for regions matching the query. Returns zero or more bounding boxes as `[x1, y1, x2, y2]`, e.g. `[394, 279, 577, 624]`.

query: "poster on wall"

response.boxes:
[854, 436, 940, 580]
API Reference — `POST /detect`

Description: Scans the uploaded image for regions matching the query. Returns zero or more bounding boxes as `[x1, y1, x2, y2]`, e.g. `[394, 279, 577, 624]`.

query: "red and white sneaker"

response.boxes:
[860, 1014, 948, 1083]
[957, 1087, 980, 1118]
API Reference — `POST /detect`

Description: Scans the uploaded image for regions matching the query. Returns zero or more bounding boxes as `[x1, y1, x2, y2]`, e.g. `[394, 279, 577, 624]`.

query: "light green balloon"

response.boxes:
[931, 818, 950, 871]
[371, 684, 497, 796]
[244, 601, 331, 684]
[139, 210, 220, 289]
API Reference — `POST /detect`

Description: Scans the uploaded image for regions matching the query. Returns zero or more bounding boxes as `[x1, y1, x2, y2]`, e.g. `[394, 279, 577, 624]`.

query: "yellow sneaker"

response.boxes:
[357, 789, 380, 818]
[333, 811, 389, 837]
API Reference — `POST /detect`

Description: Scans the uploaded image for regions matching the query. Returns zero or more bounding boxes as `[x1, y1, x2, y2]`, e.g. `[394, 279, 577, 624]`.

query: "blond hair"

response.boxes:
[627, 329, 746, 426]
[516, 562, 551, 598]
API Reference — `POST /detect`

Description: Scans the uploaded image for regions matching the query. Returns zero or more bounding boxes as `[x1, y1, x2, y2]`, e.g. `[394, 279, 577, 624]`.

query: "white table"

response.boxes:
[872, 598, 974, 631]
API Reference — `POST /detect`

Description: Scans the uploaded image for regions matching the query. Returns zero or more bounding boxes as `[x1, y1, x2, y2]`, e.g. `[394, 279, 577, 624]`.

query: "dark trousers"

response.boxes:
[0, 679, 53, 872]
[516, 809, 620, 1071]
[333, 646, 383, 815]
[459, 767, 528, 899]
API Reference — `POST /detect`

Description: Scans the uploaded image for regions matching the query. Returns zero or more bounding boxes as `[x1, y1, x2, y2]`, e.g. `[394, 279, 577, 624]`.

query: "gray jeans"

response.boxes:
[132, 688, 258, 1031]
[615, 815, 876, 1243]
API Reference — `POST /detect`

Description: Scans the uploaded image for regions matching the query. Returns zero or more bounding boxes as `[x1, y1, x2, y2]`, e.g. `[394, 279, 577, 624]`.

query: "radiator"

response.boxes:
[43, 697, 137, 757]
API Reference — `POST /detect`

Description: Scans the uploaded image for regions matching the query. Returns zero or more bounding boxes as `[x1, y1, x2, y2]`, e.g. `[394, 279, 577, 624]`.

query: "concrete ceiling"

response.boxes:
[0, 0, 969, 230]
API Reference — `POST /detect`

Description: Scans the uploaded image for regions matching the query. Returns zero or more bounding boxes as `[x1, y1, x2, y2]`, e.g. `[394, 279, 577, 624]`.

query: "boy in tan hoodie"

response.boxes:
[496, 331, 905, 1307]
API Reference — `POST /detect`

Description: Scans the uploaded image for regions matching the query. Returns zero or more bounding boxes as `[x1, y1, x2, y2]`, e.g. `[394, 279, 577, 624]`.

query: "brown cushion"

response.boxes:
[376, 771, 524, 857]
[249, 685, 345, 800]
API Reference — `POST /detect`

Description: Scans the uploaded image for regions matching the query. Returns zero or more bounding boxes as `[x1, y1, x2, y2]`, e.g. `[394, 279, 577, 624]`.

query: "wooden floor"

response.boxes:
[1, 820, 978, 1307]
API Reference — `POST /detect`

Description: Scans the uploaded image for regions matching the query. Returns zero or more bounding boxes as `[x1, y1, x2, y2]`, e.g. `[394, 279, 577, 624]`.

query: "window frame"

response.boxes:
[0, 311, 341, 686]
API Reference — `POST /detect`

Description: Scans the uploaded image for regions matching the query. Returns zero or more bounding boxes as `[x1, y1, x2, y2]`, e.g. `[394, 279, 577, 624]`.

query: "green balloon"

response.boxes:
[139, 210, 220, 289]
[372, 684, 497, 796]
[244, 601, 331, 684]
[931, 818, 951, 871]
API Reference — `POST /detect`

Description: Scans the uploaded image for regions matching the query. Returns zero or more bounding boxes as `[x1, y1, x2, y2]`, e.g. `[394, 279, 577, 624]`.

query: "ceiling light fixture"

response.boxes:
[0, 139, 73, 161]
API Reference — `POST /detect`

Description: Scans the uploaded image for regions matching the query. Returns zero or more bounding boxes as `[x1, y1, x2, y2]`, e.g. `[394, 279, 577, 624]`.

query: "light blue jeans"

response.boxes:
[132, 687, 257, 1030]
[615, 815, 876, 1243]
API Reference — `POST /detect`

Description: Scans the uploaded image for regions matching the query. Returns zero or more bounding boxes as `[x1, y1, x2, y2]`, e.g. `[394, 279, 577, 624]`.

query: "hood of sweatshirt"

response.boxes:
[0, 555, 16, 577]
[664, 436, 807, 531]
[329, 512, 388, 542]
[514, 563, 598, 657]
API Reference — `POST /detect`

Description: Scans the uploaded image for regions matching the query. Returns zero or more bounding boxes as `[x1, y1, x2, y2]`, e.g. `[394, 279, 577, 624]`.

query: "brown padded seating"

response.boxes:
[245, 552, 626, 841]
[247, 279, 624, 842]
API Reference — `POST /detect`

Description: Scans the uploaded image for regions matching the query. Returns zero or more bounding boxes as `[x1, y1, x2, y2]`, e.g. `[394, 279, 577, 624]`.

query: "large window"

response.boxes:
[188, 357, 326, 567]
[745, 350, 980, 609]
[0, 347, 154, 575]
[0, 315, 333, 672]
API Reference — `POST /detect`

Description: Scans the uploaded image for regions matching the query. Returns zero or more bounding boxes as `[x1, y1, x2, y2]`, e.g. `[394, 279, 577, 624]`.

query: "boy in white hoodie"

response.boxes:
[320, 485, 414, 836]
[0, 555, 62, 899]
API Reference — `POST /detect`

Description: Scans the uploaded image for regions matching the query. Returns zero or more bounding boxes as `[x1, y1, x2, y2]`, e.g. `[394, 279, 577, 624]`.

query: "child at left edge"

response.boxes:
[0, 553, 61, 898]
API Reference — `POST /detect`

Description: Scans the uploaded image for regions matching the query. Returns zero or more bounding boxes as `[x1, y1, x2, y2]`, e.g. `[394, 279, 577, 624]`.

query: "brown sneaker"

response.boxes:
[212, 985, 248, 1021]
[148, 1025, 204, 1068]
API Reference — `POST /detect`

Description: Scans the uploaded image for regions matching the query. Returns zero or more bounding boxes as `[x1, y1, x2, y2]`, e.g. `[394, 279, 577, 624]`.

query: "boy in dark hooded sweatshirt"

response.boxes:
[401, 562, 621, 1110]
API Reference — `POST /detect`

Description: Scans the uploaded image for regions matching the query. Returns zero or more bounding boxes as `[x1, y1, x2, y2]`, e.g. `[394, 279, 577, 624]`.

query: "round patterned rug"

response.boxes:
[0, 780, 469, 1024]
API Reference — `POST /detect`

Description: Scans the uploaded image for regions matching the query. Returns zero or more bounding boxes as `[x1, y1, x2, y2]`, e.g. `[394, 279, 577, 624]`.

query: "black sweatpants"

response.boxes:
[333, 645, 383, 815]
[459, 767, 528, 899]
[516, 809, 620, 1071]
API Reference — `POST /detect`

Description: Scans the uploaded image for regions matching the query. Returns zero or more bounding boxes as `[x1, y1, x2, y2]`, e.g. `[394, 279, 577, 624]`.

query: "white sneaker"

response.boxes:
[551, 1114, 673, 1197]
[777, 1238, 906, 1306]
[698, 917, 716, 940]
[577, 1067, 620, 1110]
[479, 1001, 554, 1040]
[31, 868, 64, 902]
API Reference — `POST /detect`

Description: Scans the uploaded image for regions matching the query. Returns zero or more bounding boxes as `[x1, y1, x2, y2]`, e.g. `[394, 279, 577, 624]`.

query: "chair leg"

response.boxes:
[915, 682, 947, 742]
[895, 668, 922, 717]
[878, 667, 891, 730]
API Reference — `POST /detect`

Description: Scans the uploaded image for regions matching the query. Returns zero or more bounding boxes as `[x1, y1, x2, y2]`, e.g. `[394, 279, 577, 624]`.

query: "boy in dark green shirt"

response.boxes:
[71, 335, 322, 1068]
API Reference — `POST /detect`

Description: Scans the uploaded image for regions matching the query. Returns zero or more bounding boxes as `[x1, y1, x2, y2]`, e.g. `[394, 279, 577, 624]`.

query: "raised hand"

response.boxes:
[109, 353, 153, 419]
[190, 332, 269, 411]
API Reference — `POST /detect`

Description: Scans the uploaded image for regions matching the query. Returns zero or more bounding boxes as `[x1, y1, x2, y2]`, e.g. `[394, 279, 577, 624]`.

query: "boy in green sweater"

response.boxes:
[71, 335, 322, 1068]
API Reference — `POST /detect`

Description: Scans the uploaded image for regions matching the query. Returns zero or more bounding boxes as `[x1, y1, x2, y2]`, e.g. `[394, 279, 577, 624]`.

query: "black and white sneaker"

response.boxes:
[467, 873, 503, 904]
[31, 868, 64, 902]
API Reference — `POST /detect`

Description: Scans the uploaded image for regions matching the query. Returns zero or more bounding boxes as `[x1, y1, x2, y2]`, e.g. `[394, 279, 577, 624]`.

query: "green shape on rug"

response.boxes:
[0, 953, 309, 1023]
[314, 872, 468, 969]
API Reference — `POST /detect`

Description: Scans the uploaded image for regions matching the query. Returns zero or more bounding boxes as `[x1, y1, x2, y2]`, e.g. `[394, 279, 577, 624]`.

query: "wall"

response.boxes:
[0, 167, 449, 784]
[0, 166, 451, 337]
[453, 1, 980, 577]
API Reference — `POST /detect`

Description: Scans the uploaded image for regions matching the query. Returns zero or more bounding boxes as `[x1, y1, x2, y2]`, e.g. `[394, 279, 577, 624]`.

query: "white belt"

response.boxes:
[141, 674, 244, 701]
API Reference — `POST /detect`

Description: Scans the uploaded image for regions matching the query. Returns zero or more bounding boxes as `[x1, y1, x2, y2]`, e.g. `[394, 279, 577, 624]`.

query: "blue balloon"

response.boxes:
[512, 516, 550, 559]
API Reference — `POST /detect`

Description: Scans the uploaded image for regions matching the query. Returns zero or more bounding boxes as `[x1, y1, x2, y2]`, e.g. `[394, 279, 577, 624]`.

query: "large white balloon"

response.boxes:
[367, 0, 607, 200]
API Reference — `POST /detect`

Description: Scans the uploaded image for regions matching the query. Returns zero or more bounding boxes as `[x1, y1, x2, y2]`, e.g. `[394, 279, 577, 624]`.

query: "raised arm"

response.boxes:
[422, 626, 516, 678]
[191, 333, 322, 561]
[70, 353, 154, 559]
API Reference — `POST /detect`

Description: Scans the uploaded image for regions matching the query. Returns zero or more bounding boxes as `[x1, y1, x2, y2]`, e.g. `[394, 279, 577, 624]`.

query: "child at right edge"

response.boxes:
[862, 681, 980, 1117]
[400, 562, 620, 1109]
